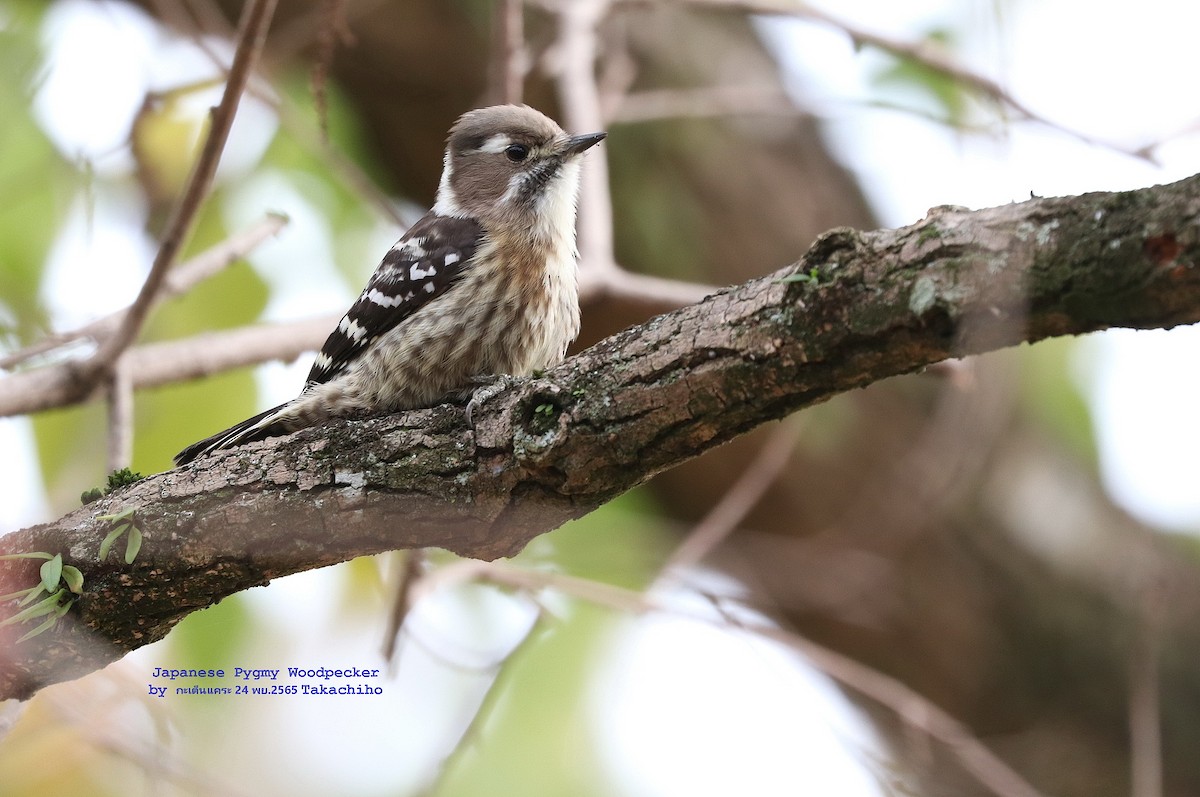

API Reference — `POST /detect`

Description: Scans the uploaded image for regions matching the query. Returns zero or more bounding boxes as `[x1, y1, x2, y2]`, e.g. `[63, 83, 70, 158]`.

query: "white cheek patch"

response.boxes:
[433, 151, 465, 217]
[499, 171, 529, 205]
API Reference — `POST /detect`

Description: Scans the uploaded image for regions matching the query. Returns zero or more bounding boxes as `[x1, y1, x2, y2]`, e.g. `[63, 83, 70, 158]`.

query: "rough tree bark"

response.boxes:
[1, 172, 1198, 701]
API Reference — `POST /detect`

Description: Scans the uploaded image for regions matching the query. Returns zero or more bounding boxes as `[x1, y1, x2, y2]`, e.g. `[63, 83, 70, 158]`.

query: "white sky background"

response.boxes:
[2, 0, 1200, 795]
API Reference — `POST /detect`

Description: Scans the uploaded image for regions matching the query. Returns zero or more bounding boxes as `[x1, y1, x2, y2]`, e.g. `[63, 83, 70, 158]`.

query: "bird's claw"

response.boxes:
[465, 374, 517, 427]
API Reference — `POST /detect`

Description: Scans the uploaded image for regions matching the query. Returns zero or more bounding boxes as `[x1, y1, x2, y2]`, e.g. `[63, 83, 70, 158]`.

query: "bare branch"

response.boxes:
[578, 267, 715, 307]
[382, 549, 426, 662]
[105, 359, 134, 473]
[611, 85, 797, 124]
[1130, 579, 1166, 797]
[488, 0, 526, 105]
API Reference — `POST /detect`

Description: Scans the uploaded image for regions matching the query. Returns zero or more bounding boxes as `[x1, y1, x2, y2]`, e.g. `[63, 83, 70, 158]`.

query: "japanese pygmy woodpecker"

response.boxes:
[175, 105, 606, 466]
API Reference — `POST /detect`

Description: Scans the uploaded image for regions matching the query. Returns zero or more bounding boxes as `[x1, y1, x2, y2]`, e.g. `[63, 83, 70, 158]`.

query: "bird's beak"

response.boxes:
[561, 131, 607, 156]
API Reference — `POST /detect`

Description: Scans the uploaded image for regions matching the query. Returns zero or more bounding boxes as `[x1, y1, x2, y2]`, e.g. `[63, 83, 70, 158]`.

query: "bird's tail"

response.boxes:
[173, 402, 293, 466]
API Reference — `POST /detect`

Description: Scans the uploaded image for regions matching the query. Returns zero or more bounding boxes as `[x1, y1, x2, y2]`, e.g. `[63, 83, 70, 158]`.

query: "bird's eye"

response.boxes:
[504, 144, 529, 163]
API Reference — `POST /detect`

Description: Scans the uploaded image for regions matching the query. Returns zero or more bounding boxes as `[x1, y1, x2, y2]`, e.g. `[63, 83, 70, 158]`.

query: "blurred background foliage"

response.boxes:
[1, 1, 1199, 796]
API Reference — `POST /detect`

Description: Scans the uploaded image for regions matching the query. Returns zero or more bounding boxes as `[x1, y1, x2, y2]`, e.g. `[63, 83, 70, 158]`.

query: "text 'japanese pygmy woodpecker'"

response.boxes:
[174, 105, 606, 466]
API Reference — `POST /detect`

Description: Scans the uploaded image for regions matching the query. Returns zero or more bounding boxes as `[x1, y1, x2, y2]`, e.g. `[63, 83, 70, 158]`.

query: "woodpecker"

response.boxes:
[174, 105, 606, 466]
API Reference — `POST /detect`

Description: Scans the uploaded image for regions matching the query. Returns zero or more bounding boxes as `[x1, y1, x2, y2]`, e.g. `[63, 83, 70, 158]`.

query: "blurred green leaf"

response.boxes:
[519, 489, 675, 590]
[0, 4, 71, 345]
[131, 84, 211, 204]
[1022, 336, 1098, 466]
[169, 592, 253, 678]
[869, 28, 973, 127]
[31, 404, 107, 514]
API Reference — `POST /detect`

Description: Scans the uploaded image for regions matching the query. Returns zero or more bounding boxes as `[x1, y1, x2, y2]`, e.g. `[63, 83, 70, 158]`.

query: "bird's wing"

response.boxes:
[305, 213, 484, 387]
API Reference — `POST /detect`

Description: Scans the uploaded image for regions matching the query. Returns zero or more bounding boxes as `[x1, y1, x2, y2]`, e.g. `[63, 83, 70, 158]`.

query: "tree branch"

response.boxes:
[1, 173, 1198, 700]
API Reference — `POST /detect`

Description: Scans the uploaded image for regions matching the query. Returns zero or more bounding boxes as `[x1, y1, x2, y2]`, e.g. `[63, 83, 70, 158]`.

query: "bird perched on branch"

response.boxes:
[175, 105, 606, 466]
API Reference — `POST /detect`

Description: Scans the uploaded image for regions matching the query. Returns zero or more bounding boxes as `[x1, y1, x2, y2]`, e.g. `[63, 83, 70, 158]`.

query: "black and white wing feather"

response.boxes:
[305, 213, 484, 387]
[173, 213, 484, 466]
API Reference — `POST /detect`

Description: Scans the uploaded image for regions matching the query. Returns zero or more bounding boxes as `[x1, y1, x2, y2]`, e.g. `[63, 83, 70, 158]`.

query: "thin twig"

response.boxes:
[382, 549, 427, 663]
[578, 267, 715, 307]
[656, 420, 804, 582]
[81, 0, 279, 384]
[417, 611, 553, 797]
[1130, 580, 1165, 797]
[0, 214, 287, 371]
[105, 358, 134, 472]
[311, 0, 355, 143]
[611, 85, 797, 124]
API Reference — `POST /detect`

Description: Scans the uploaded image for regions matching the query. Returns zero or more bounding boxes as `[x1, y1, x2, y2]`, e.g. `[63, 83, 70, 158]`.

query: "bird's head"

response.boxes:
[433, 105, 606, 235]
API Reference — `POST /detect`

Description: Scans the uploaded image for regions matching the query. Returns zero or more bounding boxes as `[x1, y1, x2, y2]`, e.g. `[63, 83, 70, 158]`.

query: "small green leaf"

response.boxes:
[0, 552, 54, 561]
[80, 487, 104, 504]
[17, 587, 47, 607]
[0, 589, 65, 627]
[61, 565, 84, 594]
[124, 526, 143, 564]
[96, 507, 136, 523]
[0, 586, 40, 603]
[16, 612, 60, 642]
[40, 554, 62, 593]
[16, 597, 72, 642]
[99, 524, 128, 561]
[779, 266, 822, 285]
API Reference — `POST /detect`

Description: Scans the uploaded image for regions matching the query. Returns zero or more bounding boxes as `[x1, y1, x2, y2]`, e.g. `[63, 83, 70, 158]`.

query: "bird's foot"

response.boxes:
[464, 374, 518, 427]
